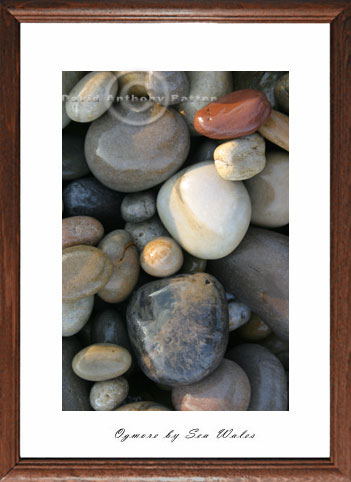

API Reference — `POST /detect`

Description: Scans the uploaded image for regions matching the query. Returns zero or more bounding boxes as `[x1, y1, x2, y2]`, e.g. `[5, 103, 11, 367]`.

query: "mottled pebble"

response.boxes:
[62, 216, 104, 249]
[90, 377, 129, 410]
[125, 215, 168, 251]
[140, 236, 183, 277]
[121, 190, 156, 223]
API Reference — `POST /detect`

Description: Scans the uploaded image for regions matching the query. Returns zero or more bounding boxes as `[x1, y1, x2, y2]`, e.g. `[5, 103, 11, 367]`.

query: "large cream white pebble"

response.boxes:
[214, 133, 266, 181]
[245, 151, 289, 228]
[157, 161, 251, 260]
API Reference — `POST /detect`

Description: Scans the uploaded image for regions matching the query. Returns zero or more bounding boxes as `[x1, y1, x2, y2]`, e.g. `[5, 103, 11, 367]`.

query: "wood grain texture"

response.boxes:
[0, 0, 351, 480]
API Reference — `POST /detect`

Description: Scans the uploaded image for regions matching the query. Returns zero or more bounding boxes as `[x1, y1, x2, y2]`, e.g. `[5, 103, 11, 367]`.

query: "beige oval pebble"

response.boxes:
[140, 236, 183, 277]
[72, 343, 132, 381]
[62, 246, 113, 302]
[245, 151, 289, 228]
[258, 110, 289, 151]
[90, 377, 129, 410]
[172, 359, 251, 411]
[62, 216, 104, 249]
[66, 71, 118, 123]
[115, 401, 170, 411]
[214, 133, 266, 181]
[98, 230, 139, 303]
[62, 295, 94, 336]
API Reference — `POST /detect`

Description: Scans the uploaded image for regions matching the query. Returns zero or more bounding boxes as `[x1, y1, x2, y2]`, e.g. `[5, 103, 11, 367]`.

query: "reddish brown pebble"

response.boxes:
[193, 89, 272, 139]
[62, 216, 104, 249]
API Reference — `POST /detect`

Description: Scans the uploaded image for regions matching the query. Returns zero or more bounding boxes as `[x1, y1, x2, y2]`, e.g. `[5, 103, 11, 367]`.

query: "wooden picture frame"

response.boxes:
[0, 0, 350, 480]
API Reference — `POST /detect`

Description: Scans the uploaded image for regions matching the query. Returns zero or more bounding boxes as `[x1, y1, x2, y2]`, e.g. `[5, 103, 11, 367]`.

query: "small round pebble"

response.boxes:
[238, 313, 272, 341]
[90, 377, 129, 410]
[62, 216, 104, 249]
[121, 191, 156, 223]
[62, 295, 94, 337]
[72, 343, 132, 381]
[214, 133, 266, 181]
[115, 401, 170, 411]
[228, 301, 251, 332]
[140, 236, 183, 277]
[125, 215, 168, 251]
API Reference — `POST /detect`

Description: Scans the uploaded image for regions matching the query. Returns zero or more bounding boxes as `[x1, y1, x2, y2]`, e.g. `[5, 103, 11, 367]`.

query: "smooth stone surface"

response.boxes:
[66, 71, 118, 123]
[62, 336, 91, 410]
[208, 227, 289, 340]
[258, 110, 289, 151]
[113, 71, 147, 96]
[121, 190, 156, 223]
[157, 161, 251, 260]
[238, 313, 272, 341]
[141, 236, 183, 277]
[62, 216, 104, 249]
[245, 151, 289, 228]
[214, 133, 266, 181]
[62, 246, 113, 302]
[62, 71, 86, 128]
[63, 176, 124, 232]
[274, 73, 289, 114]
[181, 253, 207, 274]
[233, 71, 287, 110]
[145, 71, 190, 106]
[115, 401, 170, 411]
[194, 139, 218, 162]
[126, 273, 229, 386]
[62, 132, 90, 181]
[97, 230, 139, 303]
[176, 71, 233, 135]
[194, 89, 272, 139]
[62, 295, 94, 337]
[172, 359, 251, 411]
[72, 343, 132, 381]
[227, 344, 288, 411]
[90, 377, 129, 410]
[85, 104, 190, 193]
[228, 301, 251, 332]
[125, 215, 168, 251]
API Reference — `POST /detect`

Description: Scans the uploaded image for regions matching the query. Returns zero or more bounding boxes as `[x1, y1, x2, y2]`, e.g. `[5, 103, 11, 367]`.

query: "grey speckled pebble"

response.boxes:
[121, 190, 156, 223]
[145, 71, 189, 106]
[90, 377, 129, 410]
[125, 215, 168, 251]
[227, 343, 288, 411]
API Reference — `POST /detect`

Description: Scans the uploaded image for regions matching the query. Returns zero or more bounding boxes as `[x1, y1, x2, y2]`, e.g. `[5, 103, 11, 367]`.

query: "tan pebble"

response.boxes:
[62, 216, 104, 249]
[238, 313, 272, 341]
[72, 343, 132, 381]
[90, 377, 129, 410]
[258, 110, 289, 151]
[62, 246, 112, 302]
[62, 295, 94, 336]
[140, 236, 183, 277]
[115, 401, 170, 411]
[98, 230, 139, 303]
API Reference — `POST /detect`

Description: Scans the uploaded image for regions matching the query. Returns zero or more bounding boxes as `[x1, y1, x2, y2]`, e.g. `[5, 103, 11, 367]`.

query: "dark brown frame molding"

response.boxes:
[1, 1, 350, 480]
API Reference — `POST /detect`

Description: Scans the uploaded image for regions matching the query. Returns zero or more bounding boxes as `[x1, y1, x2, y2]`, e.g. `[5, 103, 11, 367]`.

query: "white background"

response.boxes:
[20, 23, 330, 458]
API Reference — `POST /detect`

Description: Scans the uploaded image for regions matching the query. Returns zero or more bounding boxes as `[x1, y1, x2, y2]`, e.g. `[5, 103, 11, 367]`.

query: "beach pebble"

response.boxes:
[245, 151, 289, 228]
[258, 110, 289, 151]
[97, 230, 139, 303]
[172, 359, 251, 411]
[238, 313, 272, 341]
[90, 377, 129, 410]
[125, 215, 168, 251]
[62, 295, 94, 337]
[62, 132, 90, 181]
[145, 71, 189, 105]
[274, 73, 289, 113]
[91, 309, 132, 350]
[181, 253, 207, 274]
[121, 191, 156, 223]
[72, 343, 132, 381]
[227, 344, 288, 411]
[157, 161, 251, 259]
[62, 336, 91, 410]
[214, 133, 266, 180]
[62, 71, 86, 128]
[140, 236, 183, 277]
[194, 89, 271, 139]
[228, 301, 251, 332]
[113, 71, 147, 97]
[84, 103, 190, 192]
[62, 216, 104, 249]
[115, 401, 170, 411]
[62, 246, 113, 302]
[259, 333, 289, 370]
[176, 71, 233, 135]
[63, 176, 124, 232]
[208, 227, 289, 341]
[233, 71, 287, 110]
[127, 273, 229, 386]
